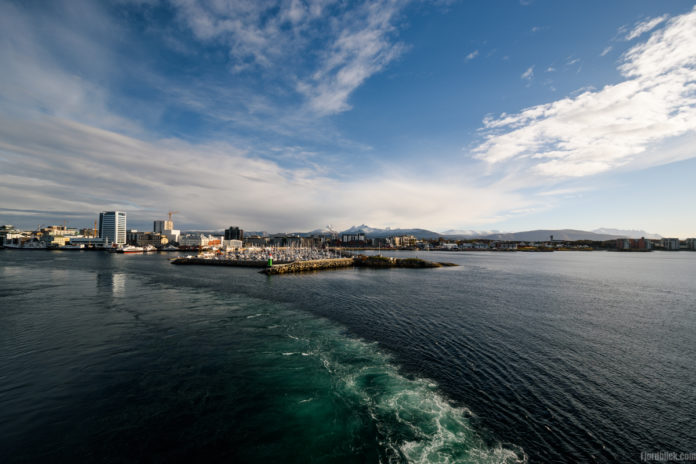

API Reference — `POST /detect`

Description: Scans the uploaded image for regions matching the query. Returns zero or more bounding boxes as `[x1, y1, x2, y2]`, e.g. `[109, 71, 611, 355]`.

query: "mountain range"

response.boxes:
[331, 225, 662, 241]
[215, 225, 662, 242]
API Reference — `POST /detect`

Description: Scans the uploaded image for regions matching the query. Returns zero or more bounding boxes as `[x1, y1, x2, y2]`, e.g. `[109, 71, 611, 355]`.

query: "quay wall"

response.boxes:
[263, 258, 355, 275]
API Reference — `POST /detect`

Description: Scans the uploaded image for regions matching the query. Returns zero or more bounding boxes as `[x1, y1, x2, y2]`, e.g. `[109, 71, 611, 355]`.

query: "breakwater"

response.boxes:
[353, 255, 457, 268]
[262, 258, 355, 274]
[170, 255, 457, 274]
[263, 255, 457, 275]
[171, 257, 290, 267]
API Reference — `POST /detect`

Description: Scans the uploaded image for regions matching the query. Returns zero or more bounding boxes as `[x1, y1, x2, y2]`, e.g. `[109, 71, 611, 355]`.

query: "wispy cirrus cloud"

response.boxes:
[473, 6, 696, 178]
[4, 0, 534, 231]
[465, 50, 479, 61]
[624, 14, 669, 41]
[169, 0, 407, 116]
[521, 66, 534, 80]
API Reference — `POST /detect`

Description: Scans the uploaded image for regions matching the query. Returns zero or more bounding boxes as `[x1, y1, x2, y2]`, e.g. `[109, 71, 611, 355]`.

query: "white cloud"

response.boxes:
[600, 46, 613, 57]
[3, 0, 538, 231]
[169, 0, 406, 116]
[0, 1, 136, 133]
[625, 14, 668, 41]
[0, 115, 531, 231]
[521, 66, 534, 81]
[465, 50, 479, 61]
[473, 6, 696, 179]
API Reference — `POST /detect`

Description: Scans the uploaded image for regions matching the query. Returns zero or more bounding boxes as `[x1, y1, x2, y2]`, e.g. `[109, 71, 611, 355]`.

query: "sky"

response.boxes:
[1, 0, 695, 236]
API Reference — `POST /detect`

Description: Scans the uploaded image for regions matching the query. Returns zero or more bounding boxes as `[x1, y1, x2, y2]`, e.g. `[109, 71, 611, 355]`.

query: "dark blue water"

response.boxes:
[1, 250, 694, 462]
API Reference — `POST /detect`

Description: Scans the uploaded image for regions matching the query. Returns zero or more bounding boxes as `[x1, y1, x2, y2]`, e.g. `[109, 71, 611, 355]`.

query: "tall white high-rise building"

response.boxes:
[99, 211, 127, 245]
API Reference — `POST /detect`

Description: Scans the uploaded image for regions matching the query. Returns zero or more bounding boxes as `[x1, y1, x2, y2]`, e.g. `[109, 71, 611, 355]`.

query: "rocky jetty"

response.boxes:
[261, 255, 457, 275]
[171, 257, 288, 267]
[261, 258, 355, 275]
[352, 255, 456, 268]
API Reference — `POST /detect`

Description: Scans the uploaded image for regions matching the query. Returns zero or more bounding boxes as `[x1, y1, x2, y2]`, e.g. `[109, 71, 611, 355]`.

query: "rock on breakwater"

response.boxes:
[262, 258, 355, 275]
[262, 256, 458, 275]
[171, 257, 290, 267]
[353, 255, 457, 268]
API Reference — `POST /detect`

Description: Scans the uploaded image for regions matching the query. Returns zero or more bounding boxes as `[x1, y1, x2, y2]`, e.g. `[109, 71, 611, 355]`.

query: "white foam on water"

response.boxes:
[313, 337, 527, 464]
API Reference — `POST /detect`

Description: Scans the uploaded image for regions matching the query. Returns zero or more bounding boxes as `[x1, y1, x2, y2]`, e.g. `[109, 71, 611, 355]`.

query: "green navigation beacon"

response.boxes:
[267, 252, 273, 267]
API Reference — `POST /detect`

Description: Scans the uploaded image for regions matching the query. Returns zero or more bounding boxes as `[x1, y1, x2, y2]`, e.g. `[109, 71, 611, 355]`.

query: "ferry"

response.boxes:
[108, 245, 144, 254]
[120, 245, 144, 254]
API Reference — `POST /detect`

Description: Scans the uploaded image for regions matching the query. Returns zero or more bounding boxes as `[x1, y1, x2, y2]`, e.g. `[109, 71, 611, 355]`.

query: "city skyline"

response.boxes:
[2, 1, 696, 236]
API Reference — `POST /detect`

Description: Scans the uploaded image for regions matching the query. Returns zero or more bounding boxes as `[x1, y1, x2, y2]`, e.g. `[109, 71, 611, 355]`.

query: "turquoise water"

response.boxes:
[0, 252, 524, 463]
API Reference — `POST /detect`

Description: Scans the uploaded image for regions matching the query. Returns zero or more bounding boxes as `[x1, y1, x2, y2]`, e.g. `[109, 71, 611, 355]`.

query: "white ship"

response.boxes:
[120, 245, 144, 254]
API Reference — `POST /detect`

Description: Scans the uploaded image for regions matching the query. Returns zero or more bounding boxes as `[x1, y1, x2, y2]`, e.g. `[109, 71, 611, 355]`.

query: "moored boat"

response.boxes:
[120, 245, 144, 254]
[61, 243, 85, 250]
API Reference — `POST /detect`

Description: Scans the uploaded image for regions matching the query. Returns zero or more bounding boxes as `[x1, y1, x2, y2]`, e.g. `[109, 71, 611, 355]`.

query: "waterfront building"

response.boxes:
[99, 211, 127, 245]
[128, 230, 169, 247]
[179, 234, 222, 248]
[369, 237, 391, 248]
[686, 238, 696, 250]
[341, 231, 366, 246]
[393, 235, 417, 248]
[42, 235, 69, 247]
[40, 225, 77, 237]
[154, 218, 179, 243]
[270, 235, 303, 248]
[224, 226, 244, 241]
[79, 227, 98, 237]
[68, 237, 109, 248]
[661, 238, 681, 250]
[616, 237, 652, 250]
[616, 237, 652, 251]
[222, 239, 243, 251]
[0, 225, 23, 246]
[244, 235, 269, 247]
[163, 229, 180, 243]
[154, 220, 174, 234]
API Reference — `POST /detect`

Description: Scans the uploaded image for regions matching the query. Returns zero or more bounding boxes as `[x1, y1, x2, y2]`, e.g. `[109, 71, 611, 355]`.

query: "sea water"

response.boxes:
[1, 250, 694, 462]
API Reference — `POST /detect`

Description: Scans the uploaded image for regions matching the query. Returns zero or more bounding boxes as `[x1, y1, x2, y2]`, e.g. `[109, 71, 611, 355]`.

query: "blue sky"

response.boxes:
[1, 0, 695, 236]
